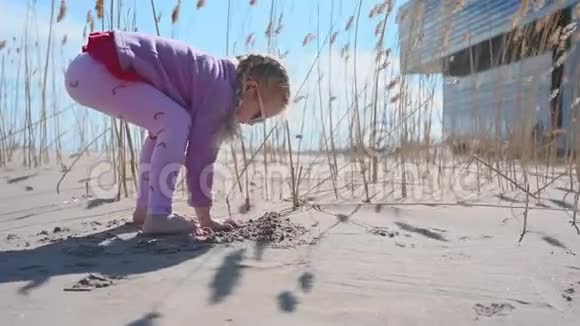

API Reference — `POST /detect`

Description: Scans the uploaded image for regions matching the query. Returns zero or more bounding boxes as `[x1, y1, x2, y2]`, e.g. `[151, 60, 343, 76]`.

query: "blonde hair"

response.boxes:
[234, 54, 290, 109]
[217, 54, 290, 144]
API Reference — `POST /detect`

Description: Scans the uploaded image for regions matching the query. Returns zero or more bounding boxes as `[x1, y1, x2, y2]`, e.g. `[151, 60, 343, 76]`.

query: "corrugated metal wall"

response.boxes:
[442, 53, 553, 139]
[561, 3, 580, 150]
[398, 0, 580, 74]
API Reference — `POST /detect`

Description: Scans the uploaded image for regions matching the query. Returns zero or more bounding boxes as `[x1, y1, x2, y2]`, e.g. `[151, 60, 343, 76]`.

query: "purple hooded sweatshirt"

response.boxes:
[112, 30, 237, 208]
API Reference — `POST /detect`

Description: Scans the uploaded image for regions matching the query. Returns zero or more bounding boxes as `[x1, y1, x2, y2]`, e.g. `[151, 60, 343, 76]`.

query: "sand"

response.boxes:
[1, 153, 580, 325]
[204, 211, 308, 245]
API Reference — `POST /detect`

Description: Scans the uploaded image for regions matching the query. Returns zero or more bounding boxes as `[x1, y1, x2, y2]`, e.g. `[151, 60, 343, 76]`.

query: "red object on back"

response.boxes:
[82, 31, 145, 82]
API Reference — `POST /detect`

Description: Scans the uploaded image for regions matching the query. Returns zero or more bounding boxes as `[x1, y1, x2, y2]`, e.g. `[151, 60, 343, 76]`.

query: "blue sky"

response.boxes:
[4, 0, 404, 70]
[0, 0, 442, 151]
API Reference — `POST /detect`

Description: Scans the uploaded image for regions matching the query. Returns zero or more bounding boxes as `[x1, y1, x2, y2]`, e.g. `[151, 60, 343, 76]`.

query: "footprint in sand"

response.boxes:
[368, 227, 398, 238]
[53, 226, 70, 233]
[6, 233, 19, 241]
[63, 273, 122, 292]
[442, 252, 471, 261]
[562, 287, 575, 302]
[473, 303, 515, 318]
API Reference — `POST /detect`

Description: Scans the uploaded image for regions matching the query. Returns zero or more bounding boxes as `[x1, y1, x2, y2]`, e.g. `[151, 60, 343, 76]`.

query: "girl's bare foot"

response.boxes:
[132, 207, 147, 225]
[142, 213, 201, 236]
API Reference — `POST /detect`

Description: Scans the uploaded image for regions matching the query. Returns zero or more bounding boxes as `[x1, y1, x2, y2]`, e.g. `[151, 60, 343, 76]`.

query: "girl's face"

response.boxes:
[236, 79, 286, 125]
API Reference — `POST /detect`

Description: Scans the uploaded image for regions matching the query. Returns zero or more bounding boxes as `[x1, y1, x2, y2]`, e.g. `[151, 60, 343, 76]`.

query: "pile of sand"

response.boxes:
[205, 211, 308, 245]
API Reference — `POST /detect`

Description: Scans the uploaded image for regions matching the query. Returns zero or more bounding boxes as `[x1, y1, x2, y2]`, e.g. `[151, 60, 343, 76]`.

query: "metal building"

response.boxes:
[397, 0, 580, 150]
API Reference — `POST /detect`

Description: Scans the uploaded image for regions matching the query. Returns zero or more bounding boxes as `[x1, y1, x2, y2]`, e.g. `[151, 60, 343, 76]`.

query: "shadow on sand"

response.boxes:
[6, 173, 38, 184]
[209, 249, 246, 304]
[277, 291, 299, 312]
[395, 221, 448, 242]
[86, 198, 119, 210]
[549, 198, 576, 211]
[0, 224, 212, 295]
[126, 312, 162, 326]
[541, 235, 568, 250]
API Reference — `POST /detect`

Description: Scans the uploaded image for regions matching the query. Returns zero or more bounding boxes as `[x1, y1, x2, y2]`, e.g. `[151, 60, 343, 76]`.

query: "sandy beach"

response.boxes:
[1, 152, 579, 326]
[1, 0, 579, 324]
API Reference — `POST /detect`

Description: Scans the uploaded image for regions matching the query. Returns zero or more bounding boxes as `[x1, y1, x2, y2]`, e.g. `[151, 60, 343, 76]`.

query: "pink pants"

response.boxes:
[65, 53, 190, 216]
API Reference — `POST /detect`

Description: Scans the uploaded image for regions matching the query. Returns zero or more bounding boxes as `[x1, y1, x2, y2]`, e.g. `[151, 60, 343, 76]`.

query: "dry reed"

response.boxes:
[56, 0, 67, 23]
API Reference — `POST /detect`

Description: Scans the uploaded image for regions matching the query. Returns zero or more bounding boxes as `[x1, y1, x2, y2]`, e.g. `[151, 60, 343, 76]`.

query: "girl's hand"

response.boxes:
[199, 217, 240, 232]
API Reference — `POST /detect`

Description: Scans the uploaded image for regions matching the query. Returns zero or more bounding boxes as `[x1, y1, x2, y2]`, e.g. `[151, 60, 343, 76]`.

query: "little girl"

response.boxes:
[65, 31, 290, 236]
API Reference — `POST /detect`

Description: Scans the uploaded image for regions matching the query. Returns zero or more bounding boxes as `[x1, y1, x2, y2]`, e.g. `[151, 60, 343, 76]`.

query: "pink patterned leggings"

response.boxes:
[65, 53, 190, 216]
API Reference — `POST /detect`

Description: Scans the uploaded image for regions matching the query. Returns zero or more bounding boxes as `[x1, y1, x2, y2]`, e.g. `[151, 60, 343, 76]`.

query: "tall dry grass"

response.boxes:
[1, 0, 579, 237]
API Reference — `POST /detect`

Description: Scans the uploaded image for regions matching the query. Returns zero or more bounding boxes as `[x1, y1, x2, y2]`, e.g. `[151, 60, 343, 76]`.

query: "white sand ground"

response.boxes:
[1, 153, 580, 325]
